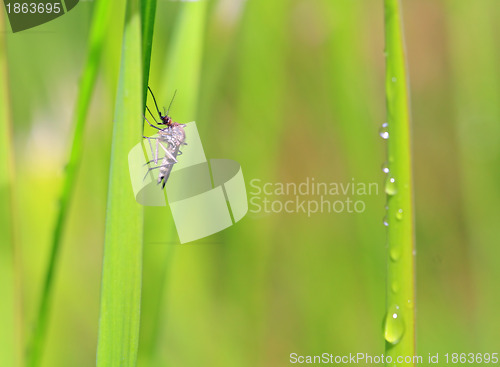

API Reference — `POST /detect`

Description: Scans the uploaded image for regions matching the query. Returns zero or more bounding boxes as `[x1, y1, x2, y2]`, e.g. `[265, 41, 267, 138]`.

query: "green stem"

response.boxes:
[447, 0, 500, 346]
[157, 1, 207, 122]
[139, 3, 207, 366]
[26, 2, 115, 366]
[141, 0, 157, 108]
[95, 0, 146, 365]
[0, 9, 22, 367]
[384, 0, 416, 365]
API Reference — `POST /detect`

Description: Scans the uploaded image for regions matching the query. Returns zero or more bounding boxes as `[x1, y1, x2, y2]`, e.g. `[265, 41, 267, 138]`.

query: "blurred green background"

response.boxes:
[1, 0, 500, 366]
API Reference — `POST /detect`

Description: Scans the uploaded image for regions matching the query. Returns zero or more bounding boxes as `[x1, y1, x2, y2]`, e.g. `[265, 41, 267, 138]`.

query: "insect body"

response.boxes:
[143, 87, 187, 188]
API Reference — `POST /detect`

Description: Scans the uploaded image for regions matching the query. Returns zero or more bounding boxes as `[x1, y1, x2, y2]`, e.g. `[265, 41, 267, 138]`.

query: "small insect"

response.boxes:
[143, 86, 187, 188]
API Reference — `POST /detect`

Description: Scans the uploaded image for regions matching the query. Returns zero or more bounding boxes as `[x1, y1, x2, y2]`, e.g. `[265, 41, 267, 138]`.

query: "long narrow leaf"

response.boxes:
[141, 0, 157, 106]
[158, 1, 208, 121]
[139, 3, 208, 366]
[0, 9, 21, 367]
[96, 0, 144, 365]
[383, 0, 416, 364]
[447, 0, 500, 346]
[26, 1, 116, 366]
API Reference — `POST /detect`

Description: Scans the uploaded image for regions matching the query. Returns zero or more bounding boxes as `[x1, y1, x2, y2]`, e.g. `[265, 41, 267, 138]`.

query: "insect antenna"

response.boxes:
[165, 90, 177, 116]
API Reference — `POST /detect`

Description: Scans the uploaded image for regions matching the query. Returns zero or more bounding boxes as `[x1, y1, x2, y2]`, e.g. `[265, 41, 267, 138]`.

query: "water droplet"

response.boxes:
[385, 205, 389, 211]
[390, 247, 400, 261]
[385, 176, 397, 196]
[381, 161, 389, 174]
[379, 122, 389, 139]
[383, 216, 389, 227]
[384, 304, 405, 345]
[391, 282, 399, 294]
[395, 209, 403, 220]
[406, 299, 413, 309]
[391, 77, 397, 82]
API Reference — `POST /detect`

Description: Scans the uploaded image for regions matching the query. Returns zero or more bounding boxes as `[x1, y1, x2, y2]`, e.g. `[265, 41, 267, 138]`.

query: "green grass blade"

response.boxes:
[156, 1, 208, 122]
[383, 0, 416, 364]
[0, 9, 22, 367]
[25, 2, 115, 366]
[324, 1, 385, 339]
[139, 3, 207, 365]
[95, 0, 144, 365]
[141, 0, 157, 106]
[447, 0, 500, 346]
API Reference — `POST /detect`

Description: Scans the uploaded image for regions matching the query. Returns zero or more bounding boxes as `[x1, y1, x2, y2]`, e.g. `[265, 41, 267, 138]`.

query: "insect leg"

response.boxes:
[144, 159, 160, 165]
[148, 86, 163, 118]
[142, 136, 160, 164]
[143, 115, 161, 130]
[155, 139, 160, 164]
[143, 164, 165, 181]
[148, 136, 156, 163]
[146, 105, 160, 125]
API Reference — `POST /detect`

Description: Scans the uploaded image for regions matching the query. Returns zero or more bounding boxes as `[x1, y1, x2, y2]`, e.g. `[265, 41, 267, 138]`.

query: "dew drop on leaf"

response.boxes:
[385, 176, 397, 196]
[390, 247, 401, 262]
[381, 161, 389, 174]
[384, 304, 405, 345]
[379, 122, 389, 139]
[395, 208, 403, 220]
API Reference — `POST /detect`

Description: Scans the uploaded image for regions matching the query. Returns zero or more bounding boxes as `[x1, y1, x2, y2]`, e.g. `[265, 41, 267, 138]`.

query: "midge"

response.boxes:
[143, 87, 187, 188]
